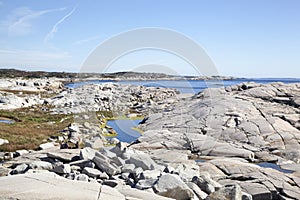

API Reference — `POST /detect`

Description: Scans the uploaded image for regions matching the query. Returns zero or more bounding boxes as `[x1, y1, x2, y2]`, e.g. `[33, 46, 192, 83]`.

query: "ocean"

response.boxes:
[66, 78, 300, 94]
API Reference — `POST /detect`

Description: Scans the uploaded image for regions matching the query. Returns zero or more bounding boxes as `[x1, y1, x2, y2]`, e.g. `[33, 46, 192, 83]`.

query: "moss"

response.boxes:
[131, 127, 144, 135]
[102, 132, 118, 137]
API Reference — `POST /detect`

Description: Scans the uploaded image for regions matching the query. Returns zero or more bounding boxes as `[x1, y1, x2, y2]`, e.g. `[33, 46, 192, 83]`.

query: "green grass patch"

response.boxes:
[0, 106, 73, 152]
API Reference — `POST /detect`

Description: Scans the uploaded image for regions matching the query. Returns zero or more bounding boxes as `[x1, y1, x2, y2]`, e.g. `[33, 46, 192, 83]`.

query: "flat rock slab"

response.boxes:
[47, 149, 80, 162]
[0, 172, 101, 200]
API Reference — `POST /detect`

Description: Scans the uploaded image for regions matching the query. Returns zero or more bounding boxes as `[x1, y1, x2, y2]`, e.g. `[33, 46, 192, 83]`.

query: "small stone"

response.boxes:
[0, 138, 9, 146]
[111, 156, 125, 166]
[140, 170, 161, 180]
[192, 174, 221, 195]
[110, 138, 120, 144]
[136, 179, 157, 190]
[75, 174, 89, 182]
[71, 165, 81, 172]
[69, 160, 95, 169]
[29, 161, 53, 170]
[15, 149, 29, 157]
[39, 142, 55, 150]
[52, 164, 71, 174]
[11, 163, 29, 175]
[80, 147, 96, 160]
[242, 192, 253, 200]
[99, 172, 109, 180]
[131, 167, 143, 181]
[187, 182, 208, 200]
[121, 164, 136, 173]
[102, 179, 119, 188]
[69, 124, 80, 132]
[164, 165, 175, 173]
[85, 137, 103, 150]
[82, 167, 101, 178]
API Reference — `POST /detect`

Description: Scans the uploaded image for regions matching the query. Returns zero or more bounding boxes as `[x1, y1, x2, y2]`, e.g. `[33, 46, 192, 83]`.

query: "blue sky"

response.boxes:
[0, 0, 299, 77]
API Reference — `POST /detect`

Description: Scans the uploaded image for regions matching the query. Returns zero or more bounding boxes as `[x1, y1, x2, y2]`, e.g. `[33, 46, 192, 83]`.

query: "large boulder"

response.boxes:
[153, 174, 194, 200]
[128, 150, 157, 170]
[93, 152, 118, 176]
[206, 184, 242, 200]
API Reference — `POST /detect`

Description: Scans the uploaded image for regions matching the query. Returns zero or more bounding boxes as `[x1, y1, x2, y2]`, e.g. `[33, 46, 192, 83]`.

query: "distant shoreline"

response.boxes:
[1, 68, 300, 81]
[0, 68, 236, 80]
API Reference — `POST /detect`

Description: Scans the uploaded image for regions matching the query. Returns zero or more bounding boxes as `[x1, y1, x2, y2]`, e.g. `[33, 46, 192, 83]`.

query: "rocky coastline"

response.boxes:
[0, 75, 300, 200]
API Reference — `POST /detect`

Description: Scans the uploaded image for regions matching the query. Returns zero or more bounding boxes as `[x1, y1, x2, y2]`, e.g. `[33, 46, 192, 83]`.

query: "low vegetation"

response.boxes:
[0, 106, 73, 152]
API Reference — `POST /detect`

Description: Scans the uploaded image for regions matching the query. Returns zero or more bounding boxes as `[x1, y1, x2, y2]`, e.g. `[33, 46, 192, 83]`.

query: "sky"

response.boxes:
[0, 0, 299, 78]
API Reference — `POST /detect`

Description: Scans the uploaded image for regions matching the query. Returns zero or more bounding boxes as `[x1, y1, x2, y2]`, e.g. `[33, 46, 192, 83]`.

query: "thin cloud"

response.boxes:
[0, 48, 72, 69]
[0, 48, 71, 59]
[73, 35, 102, 45]
[44, 6, 76, 44]
[0, 7, 66, 36]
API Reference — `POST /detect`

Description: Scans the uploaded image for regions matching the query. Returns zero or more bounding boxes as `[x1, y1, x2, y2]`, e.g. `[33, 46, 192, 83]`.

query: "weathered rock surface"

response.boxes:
[138, 82, 300, 164]
[153, 174, 194, 200]
[0, 172, 101, 200]
[117, 185, 174, 200]
[50, 83, 178, 115]
[0, 78, 64, 110]
[208, 158, 300, 200]
[206, 184, 242, 200]
[1, 81, 300, 200]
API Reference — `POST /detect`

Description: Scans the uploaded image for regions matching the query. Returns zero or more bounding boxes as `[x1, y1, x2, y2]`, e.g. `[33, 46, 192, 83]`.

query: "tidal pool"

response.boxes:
[257, 162, 294, 173]
[106, 119, 142, 143]
[0, 119, 14, 124]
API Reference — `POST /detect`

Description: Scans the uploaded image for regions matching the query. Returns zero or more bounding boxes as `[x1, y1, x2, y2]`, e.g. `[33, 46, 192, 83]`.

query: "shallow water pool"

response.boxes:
[257, 162, 294, 173]
[0, 119, 14, 124]
[106, 119, 142, 143]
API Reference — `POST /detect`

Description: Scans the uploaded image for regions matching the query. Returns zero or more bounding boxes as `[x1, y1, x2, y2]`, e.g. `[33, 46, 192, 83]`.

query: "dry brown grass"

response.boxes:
[0, 107, 73, 152]
[0, 89, 57, 98]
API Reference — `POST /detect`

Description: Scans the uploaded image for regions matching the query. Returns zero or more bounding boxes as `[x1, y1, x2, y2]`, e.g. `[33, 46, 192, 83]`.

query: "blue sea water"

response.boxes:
[66, 78, 300, 94]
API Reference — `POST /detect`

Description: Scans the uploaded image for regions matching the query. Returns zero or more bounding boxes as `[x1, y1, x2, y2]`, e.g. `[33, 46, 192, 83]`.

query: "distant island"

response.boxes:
[0, 68, 236, 81]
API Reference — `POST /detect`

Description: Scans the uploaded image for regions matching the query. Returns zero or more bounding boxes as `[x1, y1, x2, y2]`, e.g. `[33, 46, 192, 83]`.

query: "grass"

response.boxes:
[0, 89, 57, 98]
[0, 107, 143, 152]
[0, 106, 73, 152]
